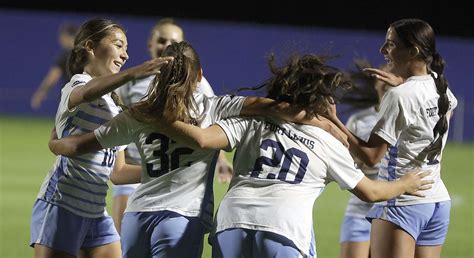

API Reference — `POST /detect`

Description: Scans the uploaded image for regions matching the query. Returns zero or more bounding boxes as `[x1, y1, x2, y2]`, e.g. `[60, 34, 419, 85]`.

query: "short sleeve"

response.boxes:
[62, 74, 91, 113]
[94, 111, 136, 149]
[372, 89, 408, 146]
[205, 95, 246, 123]
[216, 117, 252, 150]
[324, 136, 365, 190]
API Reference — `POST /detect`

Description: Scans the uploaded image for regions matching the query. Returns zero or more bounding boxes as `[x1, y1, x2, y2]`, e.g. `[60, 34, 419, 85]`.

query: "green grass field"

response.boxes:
[0, 116, 473, 258]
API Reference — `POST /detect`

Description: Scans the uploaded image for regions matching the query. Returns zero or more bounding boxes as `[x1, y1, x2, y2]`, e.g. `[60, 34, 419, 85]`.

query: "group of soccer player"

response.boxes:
[29, 16, 456, 258]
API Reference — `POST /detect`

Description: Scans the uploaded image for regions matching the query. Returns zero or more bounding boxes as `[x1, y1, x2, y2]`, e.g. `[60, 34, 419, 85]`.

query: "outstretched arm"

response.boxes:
[351, 170, 433, 202]
[159, 121, 229, 150]
[49, 127, 102, 156]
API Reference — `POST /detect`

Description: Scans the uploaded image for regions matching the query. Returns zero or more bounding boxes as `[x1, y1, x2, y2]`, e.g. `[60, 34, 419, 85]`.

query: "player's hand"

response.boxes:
[400, 169, 434, 197]
[129, 56, 174, 81]
[363, 68, 404, 87]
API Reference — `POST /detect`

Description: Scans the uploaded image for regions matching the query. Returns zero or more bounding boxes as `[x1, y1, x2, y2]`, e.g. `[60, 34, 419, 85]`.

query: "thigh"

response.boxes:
[212, 228, 251, 258]
[415, 245, 443, 258]
[150, 213, 205, 258]
[34, 244, 75, 258]
[254, 231, 301, 258]
[31, 200, 89, 257]
[370, 219, 416, 258]
[120, 212, 151, 258]
[340, 241, 370, 258]
[111, 195, 129, 234]
[80, 241, 121, 258]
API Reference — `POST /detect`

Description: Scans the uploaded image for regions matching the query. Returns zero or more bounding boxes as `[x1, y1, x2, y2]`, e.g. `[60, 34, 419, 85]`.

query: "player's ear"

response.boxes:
[85, 40, 95, 56]
[409, 46, 420, 58]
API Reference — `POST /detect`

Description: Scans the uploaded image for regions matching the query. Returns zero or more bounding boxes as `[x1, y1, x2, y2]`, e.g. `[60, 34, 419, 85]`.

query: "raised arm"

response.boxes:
[351, 170, 433, 202]
[68, 57, 173, 109]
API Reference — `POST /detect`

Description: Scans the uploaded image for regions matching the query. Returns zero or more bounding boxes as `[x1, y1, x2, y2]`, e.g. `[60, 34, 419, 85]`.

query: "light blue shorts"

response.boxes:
[340, 216, 371, 243]
[30, 199, 120, 256]
[211, 228, 303, 258]
[121, 210, 205, 258]
[366, 201, 450, 245]
[112, 184, 139, 198]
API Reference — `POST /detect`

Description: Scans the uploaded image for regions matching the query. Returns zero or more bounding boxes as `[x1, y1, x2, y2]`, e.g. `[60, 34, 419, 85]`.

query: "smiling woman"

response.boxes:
[29, 18, 172, 258]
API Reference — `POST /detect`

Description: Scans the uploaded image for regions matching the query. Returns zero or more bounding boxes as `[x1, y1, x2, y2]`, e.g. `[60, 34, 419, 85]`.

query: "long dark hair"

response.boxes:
[239, 54, 352, 119]
[131, 41, 200, 123]
[391, 18, 450, 162]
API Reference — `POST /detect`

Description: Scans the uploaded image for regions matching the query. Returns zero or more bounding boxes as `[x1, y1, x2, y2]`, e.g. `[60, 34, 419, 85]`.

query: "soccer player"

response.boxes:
[327, 19, 457, 258]
[111, 17, 222, 235]
[30, 18, 171, 258]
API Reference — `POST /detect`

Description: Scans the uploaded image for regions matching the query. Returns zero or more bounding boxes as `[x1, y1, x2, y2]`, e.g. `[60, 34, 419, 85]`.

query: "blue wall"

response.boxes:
[1, 9, 472, 140]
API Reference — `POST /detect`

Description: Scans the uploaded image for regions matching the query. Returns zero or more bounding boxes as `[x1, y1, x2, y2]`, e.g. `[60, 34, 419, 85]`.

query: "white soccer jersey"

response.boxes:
[94, 93, 245, 229]
[215, 117, 365, 256]
[344, 106, 379, 218]
[36, 73, 122, 218]
[373, 73, 457, 206]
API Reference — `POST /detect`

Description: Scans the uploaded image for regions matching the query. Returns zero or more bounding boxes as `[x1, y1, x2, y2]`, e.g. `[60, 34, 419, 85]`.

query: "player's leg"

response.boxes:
[120, 212, 152, 258]
[370, 219, 416, 258]
[111, 184, 137, 234]
[253, 230, 302, 258]
[80, 214, 121, 258]
[149, 211, 205, 258]
[415, 201, 451, 258]
[340, 216, 371, 258]
[212, 228, 252, 258]
[31, 199, 88, 258]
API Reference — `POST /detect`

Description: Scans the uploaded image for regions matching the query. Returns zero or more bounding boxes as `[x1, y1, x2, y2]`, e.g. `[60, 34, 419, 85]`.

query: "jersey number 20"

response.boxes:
[251, 139, 309, 184]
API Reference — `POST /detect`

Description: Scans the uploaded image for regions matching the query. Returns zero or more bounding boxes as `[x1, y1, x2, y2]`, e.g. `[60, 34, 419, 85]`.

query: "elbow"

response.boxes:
[110, 173, 121, 185]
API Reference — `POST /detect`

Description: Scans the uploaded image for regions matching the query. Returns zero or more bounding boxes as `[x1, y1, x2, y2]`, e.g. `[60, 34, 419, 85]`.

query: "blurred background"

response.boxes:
[0, 1, 472, 257]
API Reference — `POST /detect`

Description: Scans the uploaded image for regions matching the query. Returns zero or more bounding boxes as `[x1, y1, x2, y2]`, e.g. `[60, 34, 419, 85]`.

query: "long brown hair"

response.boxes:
[245, 54, 352, 119]
[131, 41, 200, 123]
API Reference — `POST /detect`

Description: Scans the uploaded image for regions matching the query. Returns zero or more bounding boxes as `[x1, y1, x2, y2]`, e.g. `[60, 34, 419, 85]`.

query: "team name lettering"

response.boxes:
[264, 122, 315, 149]
[426, 107, 437, 117]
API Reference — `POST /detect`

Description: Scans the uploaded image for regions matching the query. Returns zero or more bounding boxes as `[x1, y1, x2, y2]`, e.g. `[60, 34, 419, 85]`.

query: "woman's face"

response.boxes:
[89, 28, 129, 76]
[379, 27, 411, 75]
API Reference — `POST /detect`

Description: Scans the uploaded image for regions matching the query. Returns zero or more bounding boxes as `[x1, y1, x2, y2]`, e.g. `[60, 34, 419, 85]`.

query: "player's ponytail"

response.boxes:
[131, 41, 200, 123]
